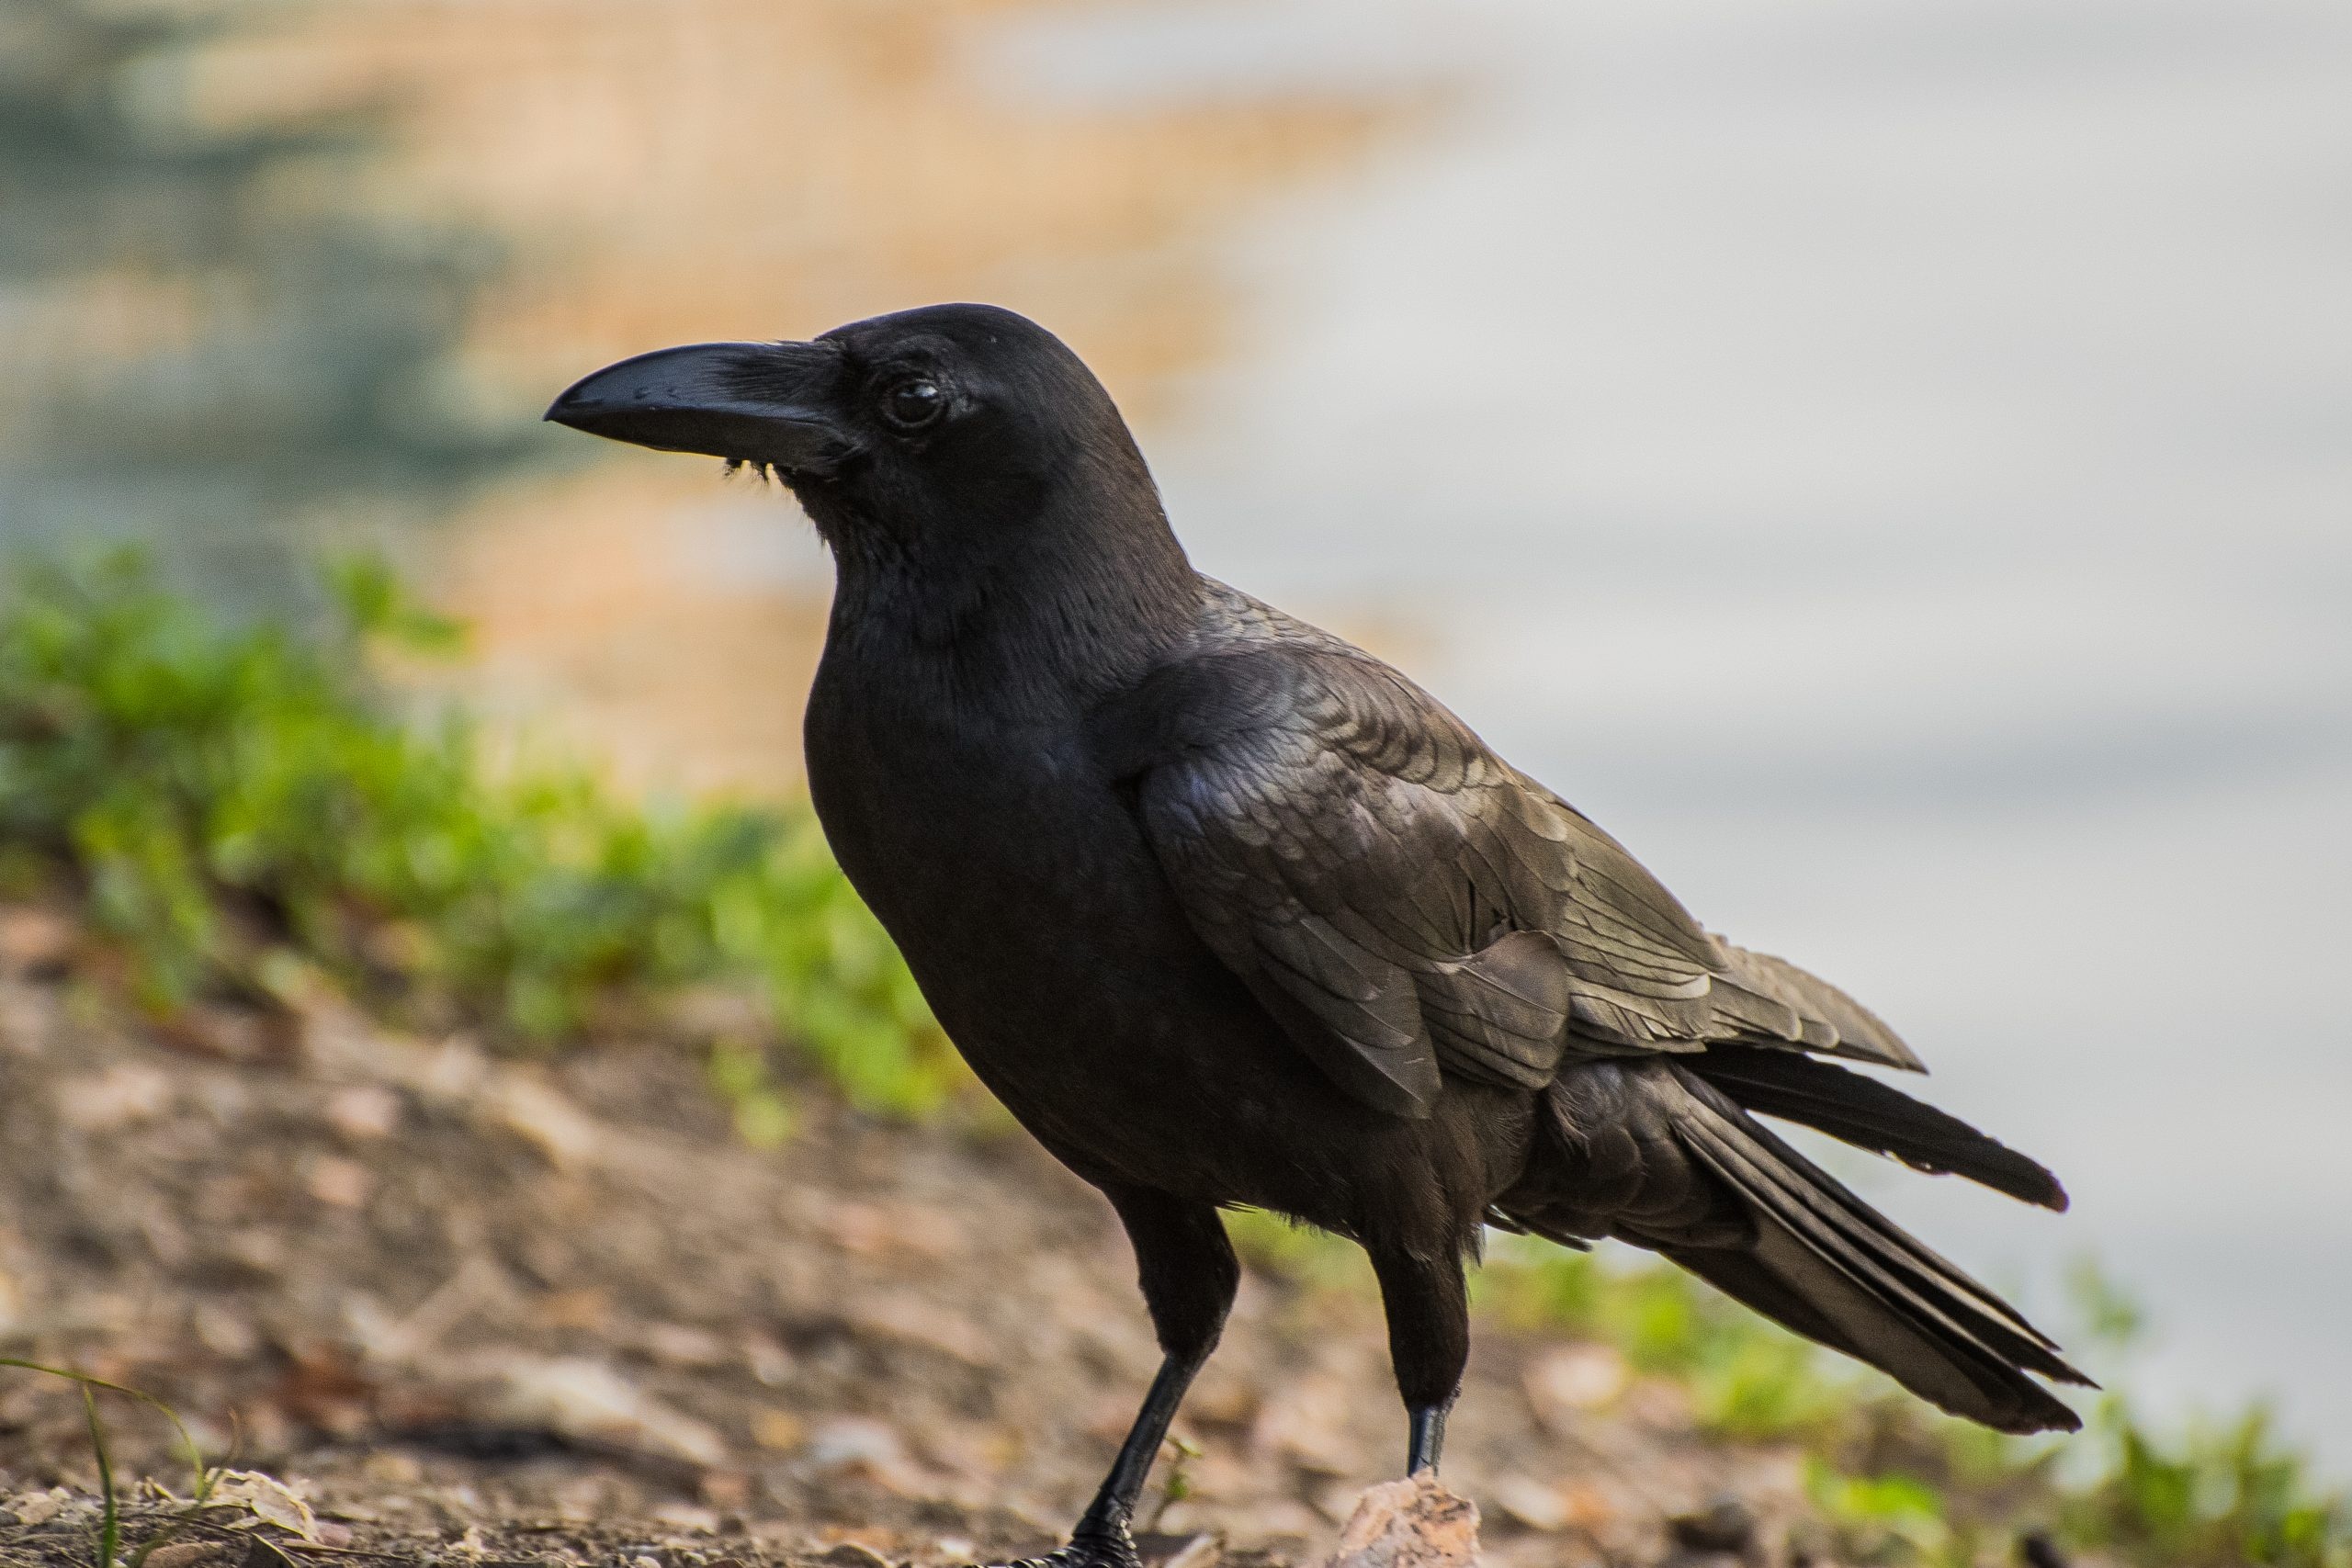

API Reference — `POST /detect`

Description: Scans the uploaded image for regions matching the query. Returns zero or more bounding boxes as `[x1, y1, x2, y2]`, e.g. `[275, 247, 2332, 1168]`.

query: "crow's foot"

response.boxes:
[970, 1521, 1142, 1568]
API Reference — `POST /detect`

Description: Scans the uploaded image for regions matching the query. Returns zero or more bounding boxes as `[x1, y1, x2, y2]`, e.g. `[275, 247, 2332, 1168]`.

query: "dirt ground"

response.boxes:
[0, 904, 1826, 1567]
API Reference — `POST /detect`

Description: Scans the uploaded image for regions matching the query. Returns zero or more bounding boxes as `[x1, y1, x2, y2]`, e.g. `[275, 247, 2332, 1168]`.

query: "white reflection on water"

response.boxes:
[996, 0, 2352, 1457]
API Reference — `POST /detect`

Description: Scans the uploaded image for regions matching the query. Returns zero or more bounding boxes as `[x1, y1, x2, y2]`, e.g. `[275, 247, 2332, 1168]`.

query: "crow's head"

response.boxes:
[547, 304, 1164, 570]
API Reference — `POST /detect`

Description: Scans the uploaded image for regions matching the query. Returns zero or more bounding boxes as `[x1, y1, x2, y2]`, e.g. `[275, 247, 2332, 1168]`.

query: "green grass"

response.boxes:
[0, 551, 961, 1117]
[0, 1358, 220, 1568]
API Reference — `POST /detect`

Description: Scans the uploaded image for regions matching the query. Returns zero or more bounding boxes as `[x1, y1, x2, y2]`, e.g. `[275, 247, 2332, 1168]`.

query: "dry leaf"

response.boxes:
[57, 1064, 174, 1130]
[486, 1354, 727, 1469]
[209, 1472, 322, 1542]
[482, 1073, 605, 1169]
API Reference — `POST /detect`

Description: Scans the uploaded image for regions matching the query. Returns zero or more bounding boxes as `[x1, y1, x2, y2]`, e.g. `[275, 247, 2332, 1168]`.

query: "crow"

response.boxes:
[548, 303, 2087, 1567]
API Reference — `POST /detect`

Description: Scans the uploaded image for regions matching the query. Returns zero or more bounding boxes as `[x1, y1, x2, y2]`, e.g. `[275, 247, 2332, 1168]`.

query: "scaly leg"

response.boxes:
[988, 1187, 1238, 1568]
[1370, 1244, 1469, 1476]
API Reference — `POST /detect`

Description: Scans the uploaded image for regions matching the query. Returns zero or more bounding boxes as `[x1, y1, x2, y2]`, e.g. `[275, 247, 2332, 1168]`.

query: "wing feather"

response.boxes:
[1099, 592, 1924, 1115]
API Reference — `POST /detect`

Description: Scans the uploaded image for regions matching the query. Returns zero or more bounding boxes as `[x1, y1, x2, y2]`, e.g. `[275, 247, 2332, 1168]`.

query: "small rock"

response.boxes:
[483, 1072, 605, 1169]
[642, 1320, 729, 1368]
[653, 1502, 720, 1534]
[323, 1083, 403, 1141]
[194, 1300, 261, 1359]
[1183, 1367, 1261, 1429]
[159, 1003, 291, 1064]
[666, 985, 770, 1040]
[806, 1416, 929, 1494]
[361, 1450, 424, 1486]
[57, 1063, 174, 1129]
[533, 1286, 614, 1333]
[1557, 1483, 1614, 1532]
[1488, 1475, 1569, 1533]
[817, 1198, 961, 1259]
[0, 905, 75, 969]
[817, 1544, 892, 1568]
[744, 1336, 793, 1386]
[1522, 1344, 1629, 1424]
[699, 1470, 752, 1509]
[2018, 1533, 2072, 1568]
[1252, 1372, 1363, 1477]
[141, 1542, 224, 1568]
[487, 1355, 728, 1469]
[1668, 1498, 1756, 1556]
[753, 1409, 805, 1451]
[808, 1416, 904, 1472]
[854, 1293, 989, 1367]
[1318, 1474, 1480, 1568]
[10, 1487, 73, 1526]
[305, 1154, 372, 1208]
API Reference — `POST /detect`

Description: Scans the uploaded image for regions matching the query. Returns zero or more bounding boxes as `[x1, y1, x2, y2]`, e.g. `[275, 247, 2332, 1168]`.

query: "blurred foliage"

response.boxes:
[1237, 1215, 2350, 1566]
[2056, 1398, 2350, 1568]
[0, 0, 545, 592]
[0, 552, 962, 1116]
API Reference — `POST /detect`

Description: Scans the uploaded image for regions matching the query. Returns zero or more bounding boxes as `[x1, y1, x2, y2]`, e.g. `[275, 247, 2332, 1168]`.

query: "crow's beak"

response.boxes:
[544, 339, 857, 477]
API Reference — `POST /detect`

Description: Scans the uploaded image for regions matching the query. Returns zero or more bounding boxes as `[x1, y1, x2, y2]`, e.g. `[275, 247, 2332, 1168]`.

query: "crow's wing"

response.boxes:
[1102, 645, 1919, 1119]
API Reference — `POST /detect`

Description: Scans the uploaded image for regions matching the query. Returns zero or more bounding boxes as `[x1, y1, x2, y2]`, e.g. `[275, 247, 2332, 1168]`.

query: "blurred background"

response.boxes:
[4, 0, 2347, 1482]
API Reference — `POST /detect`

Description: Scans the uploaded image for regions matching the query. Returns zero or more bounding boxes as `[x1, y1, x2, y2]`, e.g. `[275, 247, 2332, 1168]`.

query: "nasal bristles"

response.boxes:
[719, 458, 786, 487]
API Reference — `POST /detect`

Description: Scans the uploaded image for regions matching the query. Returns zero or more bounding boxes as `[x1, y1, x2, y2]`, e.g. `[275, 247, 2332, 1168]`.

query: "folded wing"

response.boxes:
[1102, 637, 1919, 1120]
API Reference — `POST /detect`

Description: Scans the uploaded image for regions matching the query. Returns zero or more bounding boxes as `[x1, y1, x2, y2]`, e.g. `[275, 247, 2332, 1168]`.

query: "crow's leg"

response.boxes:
[1370, 1245, 1469, 1475]
[991, 1186, 1238, 1568]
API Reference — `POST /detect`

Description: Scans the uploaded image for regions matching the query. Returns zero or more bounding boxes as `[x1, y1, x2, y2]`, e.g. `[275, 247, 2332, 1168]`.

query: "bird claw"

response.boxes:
[965, 1522, 1143, 1568]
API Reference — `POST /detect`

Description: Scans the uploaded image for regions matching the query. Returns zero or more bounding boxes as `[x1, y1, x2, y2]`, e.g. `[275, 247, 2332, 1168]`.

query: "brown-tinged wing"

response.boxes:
[1105, 646, 1918, 1119]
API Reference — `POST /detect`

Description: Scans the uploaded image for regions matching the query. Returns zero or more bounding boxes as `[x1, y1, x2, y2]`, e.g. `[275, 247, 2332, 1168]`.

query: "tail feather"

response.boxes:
[1506, 1060, 2091, 1435]
[1663, 1069, 2091, 1432]
[1691, 1044, 2068, 1211]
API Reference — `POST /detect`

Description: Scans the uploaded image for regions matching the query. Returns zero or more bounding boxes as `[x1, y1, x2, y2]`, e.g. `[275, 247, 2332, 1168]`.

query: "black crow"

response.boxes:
[548, 304, 2086, 1567]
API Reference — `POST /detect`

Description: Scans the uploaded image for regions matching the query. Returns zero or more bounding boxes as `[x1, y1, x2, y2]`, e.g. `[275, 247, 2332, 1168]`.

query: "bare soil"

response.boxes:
[0, 906, 1822, 1567]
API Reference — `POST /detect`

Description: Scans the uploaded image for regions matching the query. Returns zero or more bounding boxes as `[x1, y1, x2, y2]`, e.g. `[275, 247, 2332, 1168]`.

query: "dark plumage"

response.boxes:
[548, 304, 2087, 1567]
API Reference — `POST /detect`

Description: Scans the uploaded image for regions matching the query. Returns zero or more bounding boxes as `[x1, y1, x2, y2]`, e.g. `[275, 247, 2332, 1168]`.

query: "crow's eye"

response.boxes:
[880, 378, 945, 430]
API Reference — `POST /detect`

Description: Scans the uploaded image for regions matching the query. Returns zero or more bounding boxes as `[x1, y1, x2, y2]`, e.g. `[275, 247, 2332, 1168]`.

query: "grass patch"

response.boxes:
[0, 552, 961, 1116]
[0, 1359, 220, 1568]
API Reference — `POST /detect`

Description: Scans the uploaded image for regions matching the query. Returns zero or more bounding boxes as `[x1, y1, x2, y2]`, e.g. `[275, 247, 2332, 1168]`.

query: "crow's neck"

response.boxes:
[817, 482, 1203, 718]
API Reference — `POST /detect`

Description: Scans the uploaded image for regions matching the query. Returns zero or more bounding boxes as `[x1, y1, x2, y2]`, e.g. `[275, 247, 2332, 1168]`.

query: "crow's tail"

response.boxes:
[1499, 1059, 2092, 1434]
[1689, 1043, 2069, 1211]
